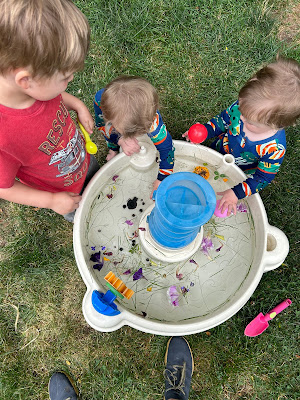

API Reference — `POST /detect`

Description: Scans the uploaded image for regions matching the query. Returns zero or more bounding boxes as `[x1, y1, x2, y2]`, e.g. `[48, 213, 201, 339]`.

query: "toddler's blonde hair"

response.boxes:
[0, 0, 90, 78]
[101, 76, 159, 138]
[239, 57, 300, 129]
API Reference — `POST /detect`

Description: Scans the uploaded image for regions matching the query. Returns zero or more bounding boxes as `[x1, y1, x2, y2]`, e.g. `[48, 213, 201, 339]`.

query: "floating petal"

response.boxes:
[176, 267, 183, 280]
[93, 263, 103, 271]
[200, 236, 214, 257]
[133, 268, 145, 281]
[237, 203, 248, 213]
[123, 269, 131, 275]
[181, 286, 189, 295]
[90, 251, 103, 263]
[215, 234, 225, 241]
[167, 285, 179, 307]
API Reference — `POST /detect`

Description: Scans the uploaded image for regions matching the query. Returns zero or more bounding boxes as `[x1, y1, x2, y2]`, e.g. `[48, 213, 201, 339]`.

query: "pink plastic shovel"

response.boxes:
[244, 299, 292, 337]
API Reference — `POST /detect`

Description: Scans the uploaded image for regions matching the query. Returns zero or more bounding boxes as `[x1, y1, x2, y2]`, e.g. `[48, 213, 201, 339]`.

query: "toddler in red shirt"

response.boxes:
[0, 0, 98, 220]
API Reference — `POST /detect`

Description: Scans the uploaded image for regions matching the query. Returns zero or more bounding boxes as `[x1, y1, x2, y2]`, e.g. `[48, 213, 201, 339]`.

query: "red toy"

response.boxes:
[188, 123, 208, 143]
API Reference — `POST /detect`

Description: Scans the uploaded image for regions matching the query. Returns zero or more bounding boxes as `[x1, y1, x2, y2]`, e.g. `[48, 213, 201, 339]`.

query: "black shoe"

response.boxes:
[48, 372, 79, 400]
[164, 336, 194, 400]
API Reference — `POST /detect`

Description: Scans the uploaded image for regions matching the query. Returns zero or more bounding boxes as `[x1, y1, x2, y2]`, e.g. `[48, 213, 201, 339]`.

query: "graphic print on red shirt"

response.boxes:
[0, 95, 90, 194]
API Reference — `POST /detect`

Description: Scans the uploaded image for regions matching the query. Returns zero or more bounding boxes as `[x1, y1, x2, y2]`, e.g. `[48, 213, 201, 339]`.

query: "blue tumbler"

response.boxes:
[148, 172, 216, 248]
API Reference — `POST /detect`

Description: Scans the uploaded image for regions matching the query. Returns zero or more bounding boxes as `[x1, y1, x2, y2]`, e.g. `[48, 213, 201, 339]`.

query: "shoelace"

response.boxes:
[164, 362, 186, 396]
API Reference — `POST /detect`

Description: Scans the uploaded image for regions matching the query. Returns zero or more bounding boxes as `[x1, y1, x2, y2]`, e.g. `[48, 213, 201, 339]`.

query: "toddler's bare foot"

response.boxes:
[106, 149, 118, 161]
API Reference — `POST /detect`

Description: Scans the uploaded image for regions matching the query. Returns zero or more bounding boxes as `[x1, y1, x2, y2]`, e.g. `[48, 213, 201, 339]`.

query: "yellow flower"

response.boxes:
[193, 166, 210, 179]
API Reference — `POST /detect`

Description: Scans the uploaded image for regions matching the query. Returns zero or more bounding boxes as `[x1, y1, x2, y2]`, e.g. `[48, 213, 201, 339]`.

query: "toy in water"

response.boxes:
[214, 199, 229, 218]
[244, 299, 292, 337]
[77, 120, 98, 155]
[92, 271, 134, 316]
[147, 172, 216, 250]
[188, 123, 208, 143]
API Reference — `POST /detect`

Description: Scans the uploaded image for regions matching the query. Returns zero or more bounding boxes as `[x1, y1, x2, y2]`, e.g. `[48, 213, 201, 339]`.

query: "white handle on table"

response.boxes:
[263, 224, 289, 272]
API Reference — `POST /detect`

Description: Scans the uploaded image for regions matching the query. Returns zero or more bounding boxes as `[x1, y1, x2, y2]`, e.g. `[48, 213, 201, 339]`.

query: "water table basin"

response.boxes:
[73, 139, 289, 336]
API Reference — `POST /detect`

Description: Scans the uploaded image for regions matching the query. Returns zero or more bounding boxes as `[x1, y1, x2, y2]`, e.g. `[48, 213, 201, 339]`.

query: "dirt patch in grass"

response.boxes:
[278, 2, 300, 44]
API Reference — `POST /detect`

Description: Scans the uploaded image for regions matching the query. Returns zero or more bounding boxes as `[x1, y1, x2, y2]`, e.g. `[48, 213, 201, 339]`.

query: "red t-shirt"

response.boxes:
[0, 95, 90, 193]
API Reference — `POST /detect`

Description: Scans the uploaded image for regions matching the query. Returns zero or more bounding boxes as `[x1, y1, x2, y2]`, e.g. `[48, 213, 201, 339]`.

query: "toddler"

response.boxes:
[0, 0, 98, 221]
[186, 57, 300, 215]
[94, 76, 175, 195]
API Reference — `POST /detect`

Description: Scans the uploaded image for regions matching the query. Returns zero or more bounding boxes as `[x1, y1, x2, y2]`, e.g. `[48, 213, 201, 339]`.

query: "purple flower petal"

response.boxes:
[125, 220, 134, 226]
[93, 263, 103, 271]
[112, 175, 119, 181]
[123, 269, 131, 275]
[237, 203, 248, 213]
[133, 268, 144, 281]
[167, 285, 179, 307]
[176, 268, 183, 280]
[181, 286, 189, 295]
[200, 236, 214, 256]
[90, 251, 103, 263]
[189, 259, 197, 264]
[190, 282, 195, 287]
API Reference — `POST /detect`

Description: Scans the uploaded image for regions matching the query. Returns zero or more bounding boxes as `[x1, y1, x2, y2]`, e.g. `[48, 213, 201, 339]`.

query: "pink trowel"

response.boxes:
[244, 299, 292, 337]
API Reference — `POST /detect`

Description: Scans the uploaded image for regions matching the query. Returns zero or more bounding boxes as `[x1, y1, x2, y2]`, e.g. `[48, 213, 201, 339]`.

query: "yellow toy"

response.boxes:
[77, 119, 98, 155]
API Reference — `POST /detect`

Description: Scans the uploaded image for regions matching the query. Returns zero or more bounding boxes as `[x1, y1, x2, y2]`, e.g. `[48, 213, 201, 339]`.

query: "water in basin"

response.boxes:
[83, 153, 255, 323]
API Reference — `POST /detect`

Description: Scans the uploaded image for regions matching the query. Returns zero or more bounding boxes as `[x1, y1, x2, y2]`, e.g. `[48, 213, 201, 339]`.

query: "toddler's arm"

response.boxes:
[62, 92, 94, 134]
[148, 112, 174, 181]
[183, 104, 233, 141]
[93, 89, 120, 152]
[0, 181, 81, 215]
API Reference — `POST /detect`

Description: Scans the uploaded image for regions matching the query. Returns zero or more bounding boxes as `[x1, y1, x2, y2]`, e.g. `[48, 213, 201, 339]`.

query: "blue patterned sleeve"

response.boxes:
[204, 102, 237, 139]
[148, 111, 175, 181]
[94, 89, 120, 151]
[232, 133, 286, 199]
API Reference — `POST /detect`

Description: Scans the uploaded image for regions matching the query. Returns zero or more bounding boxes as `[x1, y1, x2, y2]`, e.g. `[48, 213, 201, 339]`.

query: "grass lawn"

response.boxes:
[0, 0, 299, 399]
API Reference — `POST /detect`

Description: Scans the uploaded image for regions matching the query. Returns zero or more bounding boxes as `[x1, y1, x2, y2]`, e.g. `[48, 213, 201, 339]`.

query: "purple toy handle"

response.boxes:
[264, 299, 292, 321]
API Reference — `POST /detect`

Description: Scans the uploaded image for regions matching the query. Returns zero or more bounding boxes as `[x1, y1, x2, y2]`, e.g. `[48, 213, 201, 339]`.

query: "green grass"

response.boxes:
[0, 0, 299, 399]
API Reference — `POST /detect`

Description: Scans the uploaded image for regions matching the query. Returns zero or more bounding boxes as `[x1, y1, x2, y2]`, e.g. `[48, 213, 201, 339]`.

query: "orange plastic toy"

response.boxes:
[104, 271, 134, 300]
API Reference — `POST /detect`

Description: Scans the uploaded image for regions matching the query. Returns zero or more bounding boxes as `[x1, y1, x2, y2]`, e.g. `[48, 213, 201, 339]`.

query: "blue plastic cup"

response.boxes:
[148, 172, 216, 248]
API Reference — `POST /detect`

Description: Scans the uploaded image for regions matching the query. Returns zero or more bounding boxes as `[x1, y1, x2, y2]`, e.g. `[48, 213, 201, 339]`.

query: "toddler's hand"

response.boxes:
[217, 189, 238, 216]
[182, 125, 203, 144]
[118, 137, 140, 156]
[50, 192, 82, 215]
[182, 131, 190, 141]
[150, 179, 161, 199]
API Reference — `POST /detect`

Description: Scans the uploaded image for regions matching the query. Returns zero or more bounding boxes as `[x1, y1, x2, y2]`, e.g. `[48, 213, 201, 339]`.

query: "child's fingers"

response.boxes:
[182, 131, 190, 140]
